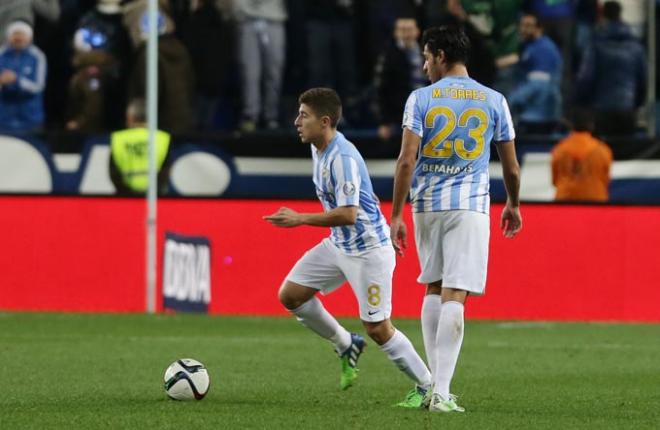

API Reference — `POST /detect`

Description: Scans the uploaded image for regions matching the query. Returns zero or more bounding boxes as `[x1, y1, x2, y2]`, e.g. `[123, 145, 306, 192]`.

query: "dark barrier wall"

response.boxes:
[2, 133, 660, 203]
[1, 196, 659, 322]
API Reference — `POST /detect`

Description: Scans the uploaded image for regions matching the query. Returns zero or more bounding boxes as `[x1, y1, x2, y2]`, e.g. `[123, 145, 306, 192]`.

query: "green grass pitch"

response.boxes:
[1, 312, 659, 429]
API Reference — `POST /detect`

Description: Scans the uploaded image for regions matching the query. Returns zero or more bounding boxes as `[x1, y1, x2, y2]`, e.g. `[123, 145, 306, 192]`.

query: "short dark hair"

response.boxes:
[522, 13, 542, 29]
[422, 25, 470, 65]
[571, 108, 595, 132]
[127, 98, 147, 123]
[395, 15, 417, 22]
[298, 88, 342, 127]
[603, 1, 622, 21]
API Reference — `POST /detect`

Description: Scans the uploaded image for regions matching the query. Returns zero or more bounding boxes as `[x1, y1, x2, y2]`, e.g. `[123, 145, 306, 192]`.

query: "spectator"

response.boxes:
[109, 98, 171, 195]
[122, 0, 176, 48]
[305, 1, 357, 103]
[232, 0, 287, 132]
[444, 0, 497, 86]
[124, 0, 195, 133]
[76, 0, 131, 67]
[524, 0, 575, 93]
[657, 0, 659, 136]
[66, 48, 117, 133]
[373, 16, 426, 141]
[0, 0, 61, 45]
[575, 1, 646, 136]
[181, 0, 233, 130]
[509, 13, 562, 134]
[362, 0, 422, 82]
[0, 21, 47, 132]
[69, 0, 132, 131]
[574, 0, 598, 62]
[38, 0, 95, 129]
[492, 0, 524, 97]
[551, 109, 612, 202]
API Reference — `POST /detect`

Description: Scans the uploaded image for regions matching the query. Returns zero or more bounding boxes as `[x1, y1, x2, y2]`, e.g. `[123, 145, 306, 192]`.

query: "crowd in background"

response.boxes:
[0, 0, 657, 138]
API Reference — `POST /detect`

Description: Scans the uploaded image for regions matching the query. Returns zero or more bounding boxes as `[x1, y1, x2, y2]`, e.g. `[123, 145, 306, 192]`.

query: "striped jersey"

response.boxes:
[312, 131, 391, 254]
[402, 76, 515, 214]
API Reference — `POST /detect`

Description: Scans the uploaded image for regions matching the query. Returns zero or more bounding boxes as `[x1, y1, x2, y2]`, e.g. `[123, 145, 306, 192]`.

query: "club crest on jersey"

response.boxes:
[342, 182, 356, 196]
[322, 168, 330, 179]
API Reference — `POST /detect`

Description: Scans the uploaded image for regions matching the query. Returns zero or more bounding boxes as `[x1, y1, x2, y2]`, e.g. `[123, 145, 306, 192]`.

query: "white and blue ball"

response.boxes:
[163, 358, 210, 400]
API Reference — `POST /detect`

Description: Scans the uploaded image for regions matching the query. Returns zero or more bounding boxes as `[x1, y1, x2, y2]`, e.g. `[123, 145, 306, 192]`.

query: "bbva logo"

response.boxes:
[163, 233, 211, 312]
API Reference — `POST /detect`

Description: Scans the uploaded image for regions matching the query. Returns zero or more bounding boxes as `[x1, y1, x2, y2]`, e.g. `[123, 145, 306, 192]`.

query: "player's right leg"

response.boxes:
[362, 319, 432, 408]
[428, 287, 467, 413]
[343, 244, 432, 405]
[278, 280, 352, 355]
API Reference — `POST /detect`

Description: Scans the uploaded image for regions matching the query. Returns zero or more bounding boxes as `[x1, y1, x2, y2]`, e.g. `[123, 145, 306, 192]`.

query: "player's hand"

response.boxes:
[263, 207, 303, 228]
[390, 216, 408, 257]
[0, 70, 17, 84]
[377, 124, 393, 141]
[500, 204, 522, 238]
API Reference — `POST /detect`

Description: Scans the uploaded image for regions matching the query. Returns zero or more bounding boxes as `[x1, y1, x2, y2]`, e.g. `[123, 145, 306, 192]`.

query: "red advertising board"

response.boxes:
[1, 196, 659, 322]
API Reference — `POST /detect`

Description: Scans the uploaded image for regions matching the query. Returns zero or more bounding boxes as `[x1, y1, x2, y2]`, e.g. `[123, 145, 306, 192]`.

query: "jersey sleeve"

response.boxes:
[402, 90, 424, 137]
[331, 155, 361, 207]
[494, 95, 516, 142]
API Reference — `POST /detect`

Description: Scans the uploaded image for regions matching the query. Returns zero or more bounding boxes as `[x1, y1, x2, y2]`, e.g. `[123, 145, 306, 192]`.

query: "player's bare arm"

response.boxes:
[496, 140, 522, 238]
[264, 205, 357, 228]
[390, 128, 421, 256]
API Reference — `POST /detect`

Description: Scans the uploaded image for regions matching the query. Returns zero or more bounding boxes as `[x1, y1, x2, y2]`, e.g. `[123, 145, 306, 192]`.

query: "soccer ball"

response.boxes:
[163, 358, 210, 400]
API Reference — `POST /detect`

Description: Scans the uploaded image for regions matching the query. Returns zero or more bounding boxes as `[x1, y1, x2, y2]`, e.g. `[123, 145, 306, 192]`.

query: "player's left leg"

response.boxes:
[344, 245, 432, 407]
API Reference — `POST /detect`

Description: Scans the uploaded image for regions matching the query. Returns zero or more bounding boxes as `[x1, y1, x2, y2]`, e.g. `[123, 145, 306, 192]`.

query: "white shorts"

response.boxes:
[413, 210, 490, 295]
[286, 238, 395, 322]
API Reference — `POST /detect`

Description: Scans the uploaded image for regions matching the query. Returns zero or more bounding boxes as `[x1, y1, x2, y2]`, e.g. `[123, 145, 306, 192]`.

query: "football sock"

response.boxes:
[433, 301, 464, 399]
[421, 294, 443, 373]
[380, 329, 432, 388]
[291, 296, 352, 353]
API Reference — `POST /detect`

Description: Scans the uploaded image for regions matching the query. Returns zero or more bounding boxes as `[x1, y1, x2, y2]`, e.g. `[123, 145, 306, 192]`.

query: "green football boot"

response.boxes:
[339, 333, 366, 390]
[395, 385, 430, 408]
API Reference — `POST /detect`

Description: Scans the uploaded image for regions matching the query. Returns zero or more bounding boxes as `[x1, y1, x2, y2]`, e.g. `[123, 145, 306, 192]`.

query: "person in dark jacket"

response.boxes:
[575, 1, 646, 136]
[0, 20, 47, 132]
[509, 13, 562, 134]
[373, 16, 426, 141]
[66, 48, 117, 133]
[125, 0, 194, 133]
[69, 0, 131, 130]
[181, 0, 233, 130]
[305, 1, 357, 100]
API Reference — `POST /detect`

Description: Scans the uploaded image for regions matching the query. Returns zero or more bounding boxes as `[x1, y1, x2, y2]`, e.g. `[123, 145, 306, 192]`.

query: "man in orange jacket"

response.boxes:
[551, 109, 613, 202]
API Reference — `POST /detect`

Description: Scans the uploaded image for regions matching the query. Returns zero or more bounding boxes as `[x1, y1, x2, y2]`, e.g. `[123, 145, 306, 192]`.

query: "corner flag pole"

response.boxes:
[146, 0, 159, 313]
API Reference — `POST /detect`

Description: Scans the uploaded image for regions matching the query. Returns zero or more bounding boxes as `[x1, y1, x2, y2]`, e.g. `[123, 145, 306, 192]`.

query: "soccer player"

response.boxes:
[390, 26, 522, 413]
[264, 88, 432, 407]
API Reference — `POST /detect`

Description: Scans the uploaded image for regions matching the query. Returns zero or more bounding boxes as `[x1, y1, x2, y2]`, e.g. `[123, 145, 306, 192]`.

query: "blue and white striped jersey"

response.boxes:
[312, 131, 391, 254]
[402, 76, 515, 214]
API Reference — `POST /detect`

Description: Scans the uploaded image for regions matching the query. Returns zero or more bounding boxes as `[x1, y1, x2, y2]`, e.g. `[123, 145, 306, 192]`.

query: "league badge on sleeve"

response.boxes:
[342, 182, 356, 196]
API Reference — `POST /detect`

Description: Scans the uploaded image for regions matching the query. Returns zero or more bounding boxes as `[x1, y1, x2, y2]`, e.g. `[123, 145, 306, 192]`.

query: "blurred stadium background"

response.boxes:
[0, 1, 659, 428]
